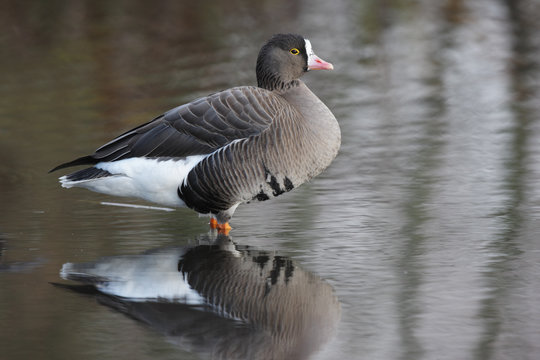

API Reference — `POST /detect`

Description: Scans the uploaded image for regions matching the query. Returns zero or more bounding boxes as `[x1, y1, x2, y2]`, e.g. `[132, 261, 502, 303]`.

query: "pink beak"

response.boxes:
[308, 54, 334, 71]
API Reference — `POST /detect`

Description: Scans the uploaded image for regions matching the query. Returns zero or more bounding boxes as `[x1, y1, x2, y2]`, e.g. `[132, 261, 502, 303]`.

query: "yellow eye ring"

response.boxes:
[290, 48, 300, 55]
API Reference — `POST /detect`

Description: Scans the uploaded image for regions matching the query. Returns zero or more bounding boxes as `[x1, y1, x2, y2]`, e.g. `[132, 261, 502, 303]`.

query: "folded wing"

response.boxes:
[51, 86, 282, 172]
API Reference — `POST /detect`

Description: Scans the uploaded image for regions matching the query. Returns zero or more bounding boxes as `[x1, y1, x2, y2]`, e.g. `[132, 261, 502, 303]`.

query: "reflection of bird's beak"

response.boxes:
[308, 54, 334, 71]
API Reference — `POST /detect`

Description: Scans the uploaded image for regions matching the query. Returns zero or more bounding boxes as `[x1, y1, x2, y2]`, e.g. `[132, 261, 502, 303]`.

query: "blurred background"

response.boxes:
[1, 0, 539, 359]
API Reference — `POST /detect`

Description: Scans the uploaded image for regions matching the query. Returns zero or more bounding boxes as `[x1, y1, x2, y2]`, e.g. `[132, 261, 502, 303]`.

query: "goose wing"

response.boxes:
[51, 86, 285, 171]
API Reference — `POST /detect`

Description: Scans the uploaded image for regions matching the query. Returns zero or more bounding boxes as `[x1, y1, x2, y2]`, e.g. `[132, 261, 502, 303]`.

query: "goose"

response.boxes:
[50, 34, 341, 232]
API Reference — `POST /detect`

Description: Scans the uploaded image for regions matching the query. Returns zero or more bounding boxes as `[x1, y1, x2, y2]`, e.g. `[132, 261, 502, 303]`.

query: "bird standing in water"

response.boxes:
[51, 34, 341, 233]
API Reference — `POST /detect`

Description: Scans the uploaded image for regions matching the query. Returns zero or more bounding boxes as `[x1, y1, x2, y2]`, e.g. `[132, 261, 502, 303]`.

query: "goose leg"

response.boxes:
[210, 217, 232, 234]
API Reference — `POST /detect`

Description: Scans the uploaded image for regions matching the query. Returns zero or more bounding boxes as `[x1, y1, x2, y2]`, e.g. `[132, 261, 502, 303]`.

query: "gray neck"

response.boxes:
[257, 74, 301, 92]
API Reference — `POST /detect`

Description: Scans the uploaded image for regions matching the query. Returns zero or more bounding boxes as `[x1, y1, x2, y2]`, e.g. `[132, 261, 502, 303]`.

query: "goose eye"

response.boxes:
[289, 48, 300, 55]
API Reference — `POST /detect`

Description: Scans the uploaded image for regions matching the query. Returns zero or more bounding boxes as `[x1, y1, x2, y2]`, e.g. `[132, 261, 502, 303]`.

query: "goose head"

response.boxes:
[256, 33, 333, 91]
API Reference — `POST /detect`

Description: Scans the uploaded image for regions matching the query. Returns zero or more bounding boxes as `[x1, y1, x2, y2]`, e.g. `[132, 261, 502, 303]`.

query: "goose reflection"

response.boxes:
[59, 234, 341, 360]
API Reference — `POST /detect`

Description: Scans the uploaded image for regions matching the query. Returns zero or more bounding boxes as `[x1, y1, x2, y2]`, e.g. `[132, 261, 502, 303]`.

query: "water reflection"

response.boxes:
[58, 234, 341, 360]
[0, 236, 44, 273]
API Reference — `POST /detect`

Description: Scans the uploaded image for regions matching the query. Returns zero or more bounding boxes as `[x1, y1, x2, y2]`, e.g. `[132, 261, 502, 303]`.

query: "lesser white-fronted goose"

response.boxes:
[51, 34, 341, 232]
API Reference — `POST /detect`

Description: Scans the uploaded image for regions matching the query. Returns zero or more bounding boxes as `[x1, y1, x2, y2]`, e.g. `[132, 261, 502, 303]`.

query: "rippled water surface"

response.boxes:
[1, 1, 540, 359]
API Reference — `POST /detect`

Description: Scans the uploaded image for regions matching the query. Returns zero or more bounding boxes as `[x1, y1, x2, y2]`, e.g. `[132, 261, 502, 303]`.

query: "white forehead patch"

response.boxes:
[304, 39, 314, 57]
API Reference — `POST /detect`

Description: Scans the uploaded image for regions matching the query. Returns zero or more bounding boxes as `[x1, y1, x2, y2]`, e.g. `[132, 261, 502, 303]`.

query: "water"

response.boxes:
[1, 0, 539, 359]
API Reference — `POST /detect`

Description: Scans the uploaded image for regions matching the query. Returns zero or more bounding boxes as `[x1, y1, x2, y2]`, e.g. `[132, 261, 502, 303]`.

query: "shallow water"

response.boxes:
[1, 1, 540, 359]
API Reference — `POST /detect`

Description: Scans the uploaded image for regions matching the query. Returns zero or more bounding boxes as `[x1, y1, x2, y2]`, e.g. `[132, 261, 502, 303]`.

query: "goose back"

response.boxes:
[51, 86, 283, 171]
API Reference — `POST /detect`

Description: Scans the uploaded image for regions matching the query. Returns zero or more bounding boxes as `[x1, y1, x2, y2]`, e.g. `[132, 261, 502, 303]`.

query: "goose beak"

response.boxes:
[307, 54, 334, 71]
[304, 39, 334, 71]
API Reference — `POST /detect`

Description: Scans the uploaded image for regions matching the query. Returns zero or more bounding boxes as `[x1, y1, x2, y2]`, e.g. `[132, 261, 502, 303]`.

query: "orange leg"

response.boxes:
[209, 218, 231, 235]
[216, 222, 231, 235]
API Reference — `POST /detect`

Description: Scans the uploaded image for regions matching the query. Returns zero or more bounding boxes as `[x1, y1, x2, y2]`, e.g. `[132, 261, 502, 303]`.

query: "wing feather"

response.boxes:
[51, 86, 283, 171]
